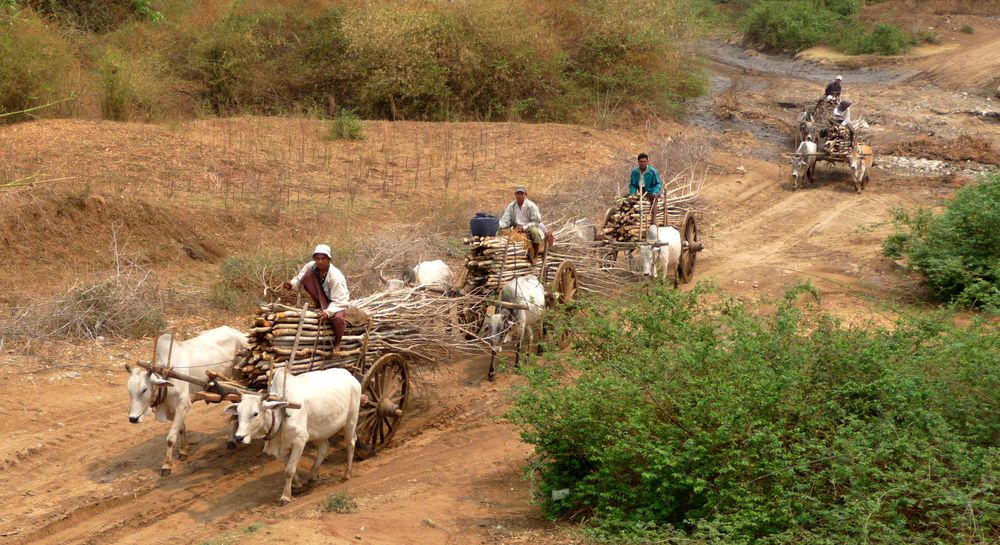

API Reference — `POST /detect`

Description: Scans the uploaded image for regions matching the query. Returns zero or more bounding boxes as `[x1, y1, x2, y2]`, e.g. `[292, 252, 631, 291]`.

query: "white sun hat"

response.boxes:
[313, 244, 332, 258]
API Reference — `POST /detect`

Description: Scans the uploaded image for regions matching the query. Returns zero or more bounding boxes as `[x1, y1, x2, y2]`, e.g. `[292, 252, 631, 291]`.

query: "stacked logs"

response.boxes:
[825, 124, 852, 153]
[237, 304, 372, 385]
[601, 195, 669, 242]
[463, 233, 541, 289]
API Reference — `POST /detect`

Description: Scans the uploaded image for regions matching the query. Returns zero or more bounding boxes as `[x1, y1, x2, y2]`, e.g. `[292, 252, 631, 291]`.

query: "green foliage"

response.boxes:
[323, 493, 358, 514]
[509, 284, 999, 543]
[742, 0, 839, 51]
[836, 21, 915, 55]
[209, 252, 300, 312]
[742, 0, 912, 55]
[0, 10, 77, 121]
[883, 174, 1000, 309]
[915, 29, 941, 45]
[326, 109, 364, 141]
[1, 0, 710, 124]
[960, 24, 974, 34]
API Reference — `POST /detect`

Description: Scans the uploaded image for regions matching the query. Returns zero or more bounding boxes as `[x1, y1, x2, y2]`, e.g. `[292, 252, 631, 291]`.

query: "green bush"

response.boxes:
[0, 9, 78, 121]
[742, 0, 838, 51]
[326, 109, 364, 141]
[509, 284, 999, 543]
[884, 174, 1000, 309]
[742, 0, 912, 55]
[915, 29, 940, 45]
[209, 252, 300, 312]
[960, 24, 974, 34]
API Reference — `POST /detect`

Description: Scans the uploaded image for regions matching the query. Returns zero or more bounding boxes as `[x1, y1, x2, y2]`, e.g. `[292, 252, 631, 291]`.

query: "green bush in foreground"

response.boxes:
[884, 173, 1000, 310]
[326, 109, 364, 141]
[509, 284, 999, 544]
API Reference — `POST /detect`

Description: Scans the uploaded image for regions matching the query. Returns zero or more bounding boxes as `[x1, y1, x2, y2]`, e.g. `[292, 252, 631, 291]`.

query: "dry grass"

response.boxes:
[1, 230, 165, 348]
[891, 134, 1000, 165]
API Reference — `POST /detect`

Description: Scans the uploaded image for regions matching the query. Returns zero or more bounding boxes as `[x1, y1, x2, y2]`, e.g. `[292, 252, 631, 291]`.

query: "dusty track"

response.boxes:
[2, 5, 999, 544]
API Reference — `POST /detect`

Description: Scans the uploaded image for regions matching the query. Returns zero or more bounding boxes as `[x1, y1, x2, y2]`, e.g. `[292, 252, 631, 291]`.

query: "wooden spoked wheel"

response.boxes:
[678, 215, 698, 284]
[551, 261, 578, 306]
[356, 353, 409, 458]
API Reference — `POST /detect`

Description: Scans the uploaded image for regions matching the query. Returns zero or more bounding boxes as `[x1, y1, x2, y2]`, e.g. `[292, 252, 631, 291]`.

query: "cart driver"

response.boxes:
[628, 153, 662, 227]
[498, 186, 545, 260]
[282, 244, 349, 353]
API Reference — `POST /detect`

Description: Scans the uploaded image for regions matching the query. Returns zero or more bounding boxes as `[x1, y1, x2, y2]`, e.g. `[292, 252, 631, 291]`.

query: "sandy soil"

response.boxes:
[2, 3, 998, 544]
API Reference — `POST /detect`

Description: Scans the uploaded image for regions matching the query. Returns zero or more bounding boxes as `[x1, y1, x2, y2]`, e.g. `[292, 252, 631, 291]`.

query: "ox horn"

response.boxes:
[378, 268, 390, 284]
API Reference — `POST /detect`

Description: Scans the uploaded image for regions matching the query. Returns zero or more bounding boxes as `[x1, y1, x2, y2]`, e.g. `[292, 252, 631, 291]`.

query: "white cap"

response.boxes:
[313, 244, 332, 258]
[835, 75, 843, 80]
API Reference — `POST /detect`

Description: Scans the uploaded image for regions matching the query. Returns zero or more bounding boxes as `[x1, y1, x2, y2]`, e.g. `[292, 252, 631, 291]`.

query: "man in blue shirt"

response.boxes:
[628, 153, 662, 227]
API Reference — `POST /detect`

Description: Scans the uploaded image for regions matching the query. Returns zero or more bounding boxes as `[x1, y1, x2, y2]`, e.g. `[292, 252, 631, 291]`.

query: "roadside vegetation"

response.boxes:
[0, 0, 713, 125]
[884, 172, 1000, 311]
[510, 284, 999, 544]
[732, 0, 916, 55]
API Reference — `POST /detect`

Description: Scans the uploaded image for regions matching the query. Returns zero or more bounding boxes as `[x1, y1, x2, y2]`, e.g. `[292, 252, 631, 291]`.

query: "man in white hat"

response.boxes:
[498, 186, 546, 260]
[282, 244, 350, 352]
[823, 75, 843, 100]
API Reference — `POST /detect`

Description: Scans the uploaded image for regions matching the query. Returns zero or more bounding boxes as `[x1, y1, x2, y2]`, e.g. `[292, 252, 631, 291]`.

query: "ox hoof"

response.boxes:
[226, 441, 237, 450]
[160, 467, 172, 477]
[342, 472, 352, 482]
[279, 496, 292, 506]
[177, 453, 188, 461]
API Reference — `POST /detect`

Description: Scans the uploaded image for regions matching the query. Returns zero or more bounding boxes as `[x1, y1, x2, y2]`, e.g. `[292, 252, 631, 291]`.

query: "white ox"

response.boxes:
[481, 274, 546, 379]
[380, 259, 454, 293]
[125, 326, 248, 476]
[639, 225, 682, 287]
[792, 136, 817, 190]
[225, 367, 361, 505]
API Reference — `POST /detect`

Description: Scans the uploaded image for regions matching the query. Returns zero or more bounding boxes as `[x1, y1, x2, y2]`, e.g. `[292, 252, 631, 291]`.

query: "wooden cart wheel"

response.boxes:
[550, 261, 578, 306]
[355, 353, 409, 458]
[678, 215, 698, 284]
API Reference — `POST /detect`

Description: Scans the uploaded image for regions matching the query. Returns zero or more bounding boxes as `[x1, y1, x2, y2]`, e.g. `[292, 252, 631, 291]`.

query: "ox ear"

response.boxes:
[124, 363, 133, 374]
[223, 404, 239, 415]
[263, 400, 289, 411]
[150, 376, 173, 387]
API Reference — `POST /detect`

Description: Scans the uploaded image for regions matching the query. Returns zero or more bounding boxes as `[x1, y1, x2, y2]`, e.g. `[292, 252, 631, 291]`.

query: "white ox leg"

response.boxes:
[162, 400, 191, 476]
[280, 439, 307, 505]
[309, 439, 329, 484]
[343, 420, 356, 481]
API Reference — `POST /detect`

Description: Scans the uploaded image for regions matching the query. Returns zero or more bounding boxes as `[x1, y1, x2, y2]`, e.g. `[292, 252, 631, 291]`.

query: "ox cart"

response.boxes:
[455, 230, 580, 379]
[596, 193, 703, 283]
[792, 105, 874, 193]
[135, 292, 460, 458]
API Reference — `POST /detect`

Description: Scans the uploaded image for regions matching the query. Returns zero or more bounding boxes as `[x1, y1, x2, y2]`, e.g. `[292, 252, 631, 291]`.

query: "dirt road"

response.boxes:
[2, 6, 998, 544]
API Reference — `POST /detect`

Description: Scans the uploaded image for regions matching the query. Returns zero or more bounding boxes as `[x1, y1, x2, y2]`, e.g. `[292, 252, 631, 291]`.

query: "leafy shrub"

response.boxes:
[883, 173, 1000, 309]
[960, 24, 974, 34]
[326, 109, 364, 141]
[742, 0, 838, 51]
[742, 0, 912, 55]
[95, 45, 171, 120]
[915, 29, 940, 45]
[509, 284, 999, 543]
[209, 252, 300, 312]
[0, 10, 78, 121]
[323, 493, 357, 513]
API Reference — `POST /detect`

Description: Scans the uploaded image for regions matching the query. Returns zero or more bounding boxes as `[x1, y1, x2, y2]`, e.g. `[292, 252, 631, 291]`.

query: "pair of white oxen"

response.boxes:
[122, 259, 462, 505]
[126, 327, 360, 505]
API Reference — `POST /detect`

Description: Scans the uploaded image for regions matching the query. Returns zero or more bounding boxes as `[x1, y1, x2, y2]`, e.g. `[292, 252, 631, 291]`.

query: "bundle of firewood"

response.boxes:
[463, 233, 541, 289]
[237, 291, 466, 385]
[825, 124, 853, 153]
[599, 170, 703, 242]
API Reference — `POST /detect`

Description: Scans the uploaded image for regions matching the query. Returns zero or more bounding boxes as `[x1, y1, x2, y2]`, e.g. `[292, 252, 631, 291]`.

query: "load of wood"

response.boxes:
[600, 169, 703, 242]
[238, 289, 467, 385]
[463, 232, 541, 289]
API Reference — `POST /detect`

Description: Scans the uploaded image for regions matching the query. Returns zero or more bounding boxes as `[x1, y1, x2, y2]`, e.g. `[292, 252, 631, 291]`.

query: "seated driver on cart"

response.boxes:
[282, 244, 350, 354]
[628, 152, 663, 227]
[498, 186, 546, 262]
